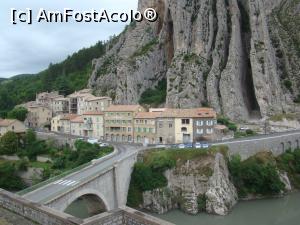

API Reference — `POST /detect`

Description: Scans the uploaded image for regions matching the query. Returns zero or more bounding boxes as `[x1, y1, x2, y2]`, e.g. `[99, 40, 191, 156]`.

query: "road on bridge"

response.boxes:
[25, 130, 300, 204]
[23, 144, 142, 204]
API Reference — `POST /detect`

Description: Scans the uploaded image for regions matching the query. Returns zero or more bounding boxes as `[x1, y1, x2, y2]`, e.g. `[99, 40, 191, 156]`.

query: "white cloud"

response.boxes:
[0, 0, 138, 78]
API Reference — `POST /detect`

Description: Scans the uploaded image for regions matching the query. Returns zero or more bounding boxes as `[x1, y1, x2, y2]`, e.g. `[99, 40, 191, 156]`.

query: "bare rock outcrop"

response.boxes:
[88, 0, 299, 121]
[142, 153, 238, 215]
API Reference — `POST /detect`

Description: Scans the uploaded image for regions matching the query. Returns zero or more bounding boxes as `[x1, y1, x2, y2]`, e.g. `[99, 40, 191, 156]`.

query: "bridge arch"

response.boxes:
[60, 188, 111, 212]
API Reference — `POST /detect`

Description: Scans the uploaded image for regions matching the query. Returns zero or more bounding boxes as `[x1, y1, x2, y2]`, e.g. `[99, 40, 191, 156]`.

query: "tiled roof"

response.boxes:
[105, 105, 143, 112]
[54, 97, 69, 101]
[135, 112, 161, 119]
[135, 108, 216, 119]
[0, 119, 17, 127]
[83, 111, 104, 115]
[161, 108, 216, 118]
[86, 96, 111, 101]
[70, 116, 84, 123]
[61, 114, 78, 121]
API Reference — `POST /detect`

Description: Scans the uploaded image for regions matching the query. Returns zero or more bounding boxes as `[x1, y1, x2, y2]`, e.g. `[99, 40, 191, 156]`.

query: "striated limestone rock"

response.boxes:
[142, 153, 237, 215]
[88, 0, 299, 121]
[206, 153, 238, 215]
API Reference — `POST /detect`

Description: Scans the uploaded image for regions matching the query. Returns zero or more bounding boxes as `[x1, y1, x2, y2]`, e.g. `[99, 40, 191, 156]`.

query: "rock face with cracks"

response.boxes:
[88, 0, 300, 121]
[142, 153, 238, 215]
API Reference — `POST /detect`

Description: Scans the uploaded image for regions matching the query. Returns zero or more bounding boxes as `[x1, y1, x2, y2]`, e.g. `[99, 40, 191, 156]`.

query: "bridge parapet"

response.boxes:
[0, 189, 172, 225]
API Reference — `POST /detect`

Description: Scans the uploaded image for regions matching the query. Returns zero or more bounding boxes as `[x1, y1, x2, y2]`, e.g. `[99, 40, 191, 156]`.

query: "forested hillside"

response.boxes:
[0, 41, 106, 117]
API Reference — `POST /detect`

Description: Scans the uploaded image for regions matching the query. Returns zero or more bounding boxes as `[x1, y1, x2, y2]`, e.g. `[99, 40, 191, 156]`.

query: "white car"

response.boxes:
[87, 138, 99, 144]
[99, 143, 109, 147]
[178, 144, 185, 149]
[194, 142, 202, 149]
[201, 142, 209, 149]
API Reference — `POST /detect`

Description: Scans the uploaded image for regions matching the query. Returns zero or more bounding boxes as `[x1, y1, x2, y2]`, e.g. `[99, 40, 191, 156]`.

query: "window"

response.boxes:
[159, 122, 163, 128]
[181, 127, 187, 132]
[128, 127, 132, 132]
[197, 129, 204, 134]
[197, 120, 203, 126]
[207, 128, 213, 134]
[182, 119, 190, 125]
[169, 123, 173, 128]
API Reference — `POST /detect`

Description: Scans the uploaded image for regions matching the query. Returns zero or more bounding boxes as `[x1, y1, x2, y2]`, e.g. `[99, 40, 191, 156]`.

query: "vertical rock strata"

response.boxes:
[88, 0, 299, 121]
[142, 153, 238, 215]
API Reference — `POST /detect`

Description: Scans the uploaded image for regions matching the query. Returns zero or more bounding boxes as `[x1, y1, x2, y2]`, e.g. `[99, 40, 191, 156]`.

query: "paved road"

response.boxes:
[212, 129, 300, 146]
[26, 130, 300, 204]
[23, 144, 142, 204]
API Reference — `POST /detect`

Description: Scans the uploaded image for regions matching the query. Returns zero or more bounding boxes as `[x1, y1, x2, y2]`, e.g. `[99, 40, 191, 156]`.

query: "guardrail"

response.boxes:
[17, 161, 92, 196]
[17, 146, 118, 196]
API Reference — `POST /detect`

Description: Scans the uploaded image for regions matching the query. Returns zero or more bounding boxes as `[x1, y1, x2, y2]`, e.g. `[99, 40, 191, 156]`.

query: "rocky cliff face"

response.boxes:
[142, 153, 238, 215]
[88, 0, 300, 121]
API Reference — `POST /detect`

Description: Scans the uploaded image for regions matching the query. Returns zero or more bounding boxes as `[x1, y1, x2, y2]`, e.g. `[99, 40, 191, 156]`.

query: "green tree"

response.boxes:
[7, 107, 28, 122]
[0, 162, 25, 191]
[0, 131, 19, 155]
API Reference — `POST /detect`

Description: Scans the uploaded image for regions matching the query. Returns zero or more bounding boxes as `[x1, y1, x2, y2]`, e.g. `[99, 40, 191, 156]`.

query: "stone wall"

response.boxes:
[82, 207, 174, 225]
[0, 189, 82, 225]
[218, 131, 300, 160]
[0, 189, 173, 225]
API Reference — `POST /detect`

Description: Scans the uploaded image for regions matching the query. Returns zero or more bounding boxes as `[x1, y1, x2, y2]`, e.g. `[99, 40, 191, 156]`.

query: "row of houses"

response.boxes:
[19, 89, 112, 129]
[51, 105, 217, 145]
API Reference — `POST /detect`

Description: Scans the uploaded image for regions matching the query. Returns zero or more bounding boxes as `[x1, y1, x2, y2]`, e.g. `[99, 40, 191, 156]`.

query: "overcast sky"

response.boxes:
[0, 0, 138, 78]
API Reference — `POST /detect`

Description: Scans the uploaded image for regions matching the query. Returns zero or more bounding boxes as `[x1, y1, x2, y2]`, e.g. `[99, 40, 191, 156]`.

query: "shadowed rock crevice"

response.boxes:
[88, 0, 299, 121]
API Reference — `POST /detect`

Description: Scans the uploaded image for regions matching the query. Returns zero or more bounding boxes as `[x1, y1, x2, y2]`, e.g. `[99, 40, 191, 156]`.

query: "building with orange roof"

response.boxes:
[104, 105, 145, 142]
[59, 114, 78, 134]
[134, 112, 160, 144]
[0, 119, 26, 137]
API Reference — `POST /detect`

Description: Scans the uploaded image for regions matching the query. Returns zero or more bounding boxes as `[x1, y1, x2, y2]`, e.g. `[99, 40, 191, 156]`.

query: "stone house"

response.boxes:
[0, 119, 26, 137]
[84, 96, 112, 114]
[70, 116, 84, 137]
[25, 104, 52, 129]
[104, 105, 145, 143]
[36, 91, 63, 109]
[59, 114, 78, 134]
[82, 111, 105, 140]
[155, 108, 217, 144]
[52, 97, 70, 116]
[134, 112, 158, 145]
[67, 89, 94, 115]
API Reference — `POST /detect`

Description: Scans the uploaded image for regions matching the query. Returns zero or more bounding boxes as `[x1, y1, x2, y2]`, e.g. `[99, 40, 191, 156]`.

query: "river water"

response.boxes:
[65, 192, 300, 224]
[153, 192, 300, 225]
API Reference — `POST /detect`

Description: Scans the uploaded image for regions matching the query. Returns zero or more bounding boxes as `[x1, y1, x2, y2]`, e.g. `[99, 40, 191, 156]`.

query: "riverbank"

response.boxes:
[151, 192, 300, 225]
[127, 147, 300, 216]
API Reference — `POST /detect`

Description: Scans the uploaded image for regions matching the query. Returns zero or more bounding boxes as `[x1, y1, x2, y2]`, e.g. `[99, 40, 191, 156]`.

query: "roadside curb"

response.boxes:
[22, 146, 119, 198]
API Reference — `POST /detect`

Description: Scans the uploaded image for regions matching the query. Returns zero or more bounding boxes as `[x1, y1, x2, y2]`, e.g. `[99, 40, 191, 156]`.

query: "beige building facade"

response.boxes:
[134, 112, 157, 145]
[82, 112, 105, 140]
[52, 98, 69, 115]
[70, 116, 84, 137]
[0, 119, 26, 137]
[84, 97, 112, 113]
[25, 105, 52, 129]
[104, 105, 145, 143]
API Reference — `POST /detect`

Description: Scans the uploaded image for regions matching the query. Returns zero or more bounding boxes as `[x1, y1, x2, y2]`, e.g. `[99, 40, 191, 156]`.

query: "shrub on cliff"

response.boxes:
[276, 148, 300, 188]
[229, 153, 285, 197]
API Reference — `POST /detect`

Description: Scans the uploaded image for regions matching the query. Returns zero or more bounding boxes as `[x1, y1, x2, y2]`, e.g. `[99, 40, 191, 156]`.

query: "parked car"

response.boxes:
[178, 144, 185, 149]
[201, 142, 210, 149]
[194, 142, 202, 149]
[155, 144, 166, 148]
[76, 137, 85, 141]
[87, 138, 99, 144]
[184, 143, 193, 148]
[99, 143, 109, 147]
